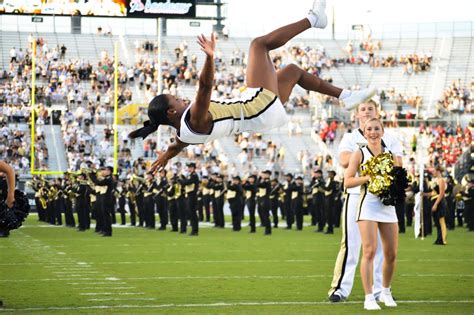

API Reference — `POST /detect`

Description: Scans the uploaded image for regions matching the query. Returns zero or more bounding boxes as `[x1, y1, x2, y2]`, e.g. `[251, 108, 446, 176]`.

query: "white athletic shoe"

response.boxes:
[340, 87, 377, 110]
[364, 299, 382, 311]
[308, 0, 327, 29]
[379, 291, 397, 307]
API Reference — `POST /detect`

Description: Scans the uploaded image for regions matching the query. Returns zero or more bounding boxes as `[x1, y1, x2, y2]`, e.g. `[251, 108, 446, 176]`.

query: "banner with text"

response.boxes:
[0, 0, 196, 19]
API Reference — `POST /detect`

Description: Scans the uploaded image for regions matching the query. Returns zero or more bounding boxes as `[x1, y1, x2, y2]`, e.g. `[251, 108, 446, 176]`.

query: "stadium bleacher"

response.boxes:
[0, 30, 472, 180]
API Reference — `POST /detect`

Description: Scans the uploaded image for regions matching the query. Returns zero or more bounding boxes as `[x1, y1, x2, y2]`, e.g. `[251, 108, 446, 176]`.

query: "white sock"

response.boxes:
[365, 293, 375, 301]
[382, 287, 391, 294]
[339, 89, 352, 100]
[306, 14, 317, 27]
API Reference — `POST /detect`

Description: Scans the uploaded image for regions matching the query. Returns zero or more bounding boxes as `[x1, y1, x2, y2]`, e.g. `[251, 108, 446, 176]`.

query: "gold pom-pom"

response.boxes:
[360, 152, 394, 196]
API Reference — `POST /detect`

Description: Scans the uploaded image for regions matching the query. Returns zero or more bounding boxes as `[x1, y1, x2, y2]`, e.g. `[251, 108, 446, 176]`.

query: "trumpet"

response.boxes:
[65, 171, 83, 178]
[81, 168, 96, 175]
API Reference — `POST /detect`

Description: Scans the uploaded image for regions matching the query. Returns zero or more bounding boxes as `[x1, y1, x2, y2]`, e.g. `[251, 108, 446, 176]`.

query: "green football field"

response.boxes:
[1, 215, 473, 314]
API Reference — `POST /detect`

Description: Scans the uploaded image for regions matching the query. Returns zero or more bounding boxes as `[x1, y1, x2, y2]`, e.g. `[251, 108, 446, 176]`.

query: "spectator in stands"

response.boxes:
[9, 47, 17, 63]
[439, 79, 473, 113]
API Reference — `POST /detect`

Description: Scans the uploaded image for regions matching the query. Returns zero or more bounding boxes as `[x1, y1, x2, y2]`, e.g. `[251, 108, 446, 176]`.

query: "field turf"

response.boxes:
[0, 215, 473, 314]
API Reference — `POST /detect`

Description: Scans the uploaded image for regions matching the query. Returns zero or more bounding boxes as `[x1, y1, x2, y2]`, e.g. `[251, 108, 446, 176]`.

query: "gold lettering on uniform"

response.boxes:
[245, 191, 252, 199]
[258, 188, 266, 197]
[227, 190, 236, 199]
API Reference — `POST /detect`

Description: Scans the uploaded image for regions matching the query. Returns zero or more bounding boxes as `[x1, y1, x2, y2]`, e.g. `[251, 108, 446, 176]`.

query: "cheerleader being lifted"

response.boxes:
[129, 0, 376, 173]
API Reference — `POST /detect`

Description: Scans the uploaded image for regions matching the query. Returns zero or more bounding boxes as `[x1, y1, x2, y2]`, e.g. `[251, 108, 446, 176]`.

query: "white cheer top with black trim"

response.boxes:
[177, 87, 288, 144]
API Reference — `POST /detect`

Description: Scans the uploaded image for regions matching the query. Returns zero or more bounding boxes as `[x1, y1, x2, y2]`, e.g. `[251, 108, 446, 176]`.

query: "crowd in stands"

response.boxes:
[439, 78, 473, 113]
[380, 87, 423, 108]
[0, 57, 38, 174]
[0, 118, 32, 174]
[5, 40, 135, 112]
[402, 122, 472, 177]
[344, 37, 432, 74]
[233, 133, 285, 172]
[422, 123, 473, 169]
[313, 119, 341, 145]
[1, 34, 472, 180]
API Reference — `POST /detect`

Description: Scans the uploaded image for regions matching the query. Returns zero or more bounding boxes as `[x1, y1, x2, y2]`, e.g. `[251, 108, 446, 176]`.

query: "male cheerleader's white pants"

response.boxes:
[328, 193, 384, 298]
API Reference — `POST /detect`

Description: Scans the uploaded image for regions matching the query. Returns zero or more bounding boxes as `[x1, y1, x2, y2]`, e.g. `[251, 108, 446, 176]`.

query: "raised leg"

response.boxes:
[277, 64, 342, 104]
[246, 19, 311, 96]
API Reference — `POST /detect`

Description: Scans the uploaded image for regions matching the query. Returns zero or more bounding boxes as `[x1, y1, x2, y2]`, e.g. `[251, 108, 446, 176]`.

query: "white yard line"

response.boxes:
[100, 259, 313, 265]
[79, 292, 145, 296]
[74, 287, 136, 290]
[2, 273, 473, 283]
[52, 271, 99, 274]
[68, 282, 127, 285]
[87, 298, 156, 302]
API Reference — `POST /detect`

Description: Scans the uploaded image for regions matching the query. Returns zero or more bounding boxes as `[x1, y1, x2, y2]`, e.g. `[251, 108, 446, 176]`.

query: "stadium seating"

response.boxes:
[1, 31, 471, 178]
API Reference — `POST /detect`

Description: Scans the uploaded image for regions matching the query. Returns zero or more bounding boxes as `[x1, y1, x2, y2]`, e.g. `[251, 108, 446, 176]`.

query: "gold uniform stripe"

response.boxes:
[209, 88, 277, 122]
[356, 185, 367, 221]
[328, 194, 350, 295]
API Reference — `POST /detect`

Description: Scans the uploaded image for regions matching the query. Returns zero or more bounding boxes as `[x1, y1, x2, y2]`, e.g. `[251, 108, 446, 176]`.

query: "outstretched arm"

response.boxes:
[189, 33, 216, 133]
[0, 160, 15, 208]
[150, 137, 189, 174]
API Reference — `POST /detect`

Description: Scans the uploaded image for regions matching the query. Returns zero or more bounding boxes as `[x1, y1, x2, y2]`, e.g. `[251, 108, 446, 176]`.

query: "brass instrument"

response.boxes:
[132, 174, 146, 183]
[126, 185, 137, 204]
[39, 197, 47, 209]
[81, 167, 96, 174]
[65, 171, 81, 178]
[67, 187, 78, 199]
[48, 186, 58, 201]
[39, 186, 48, 208]
[76, 179, 89, 185]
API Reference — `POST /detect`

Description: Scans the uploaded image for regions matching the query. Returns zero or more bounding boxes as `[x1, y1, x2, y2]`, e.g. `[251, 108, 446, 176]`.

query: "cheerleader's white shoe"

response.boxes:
[379, 290, 397, 307]
[341, 87, 377, 110]
[364, 299, 381, 311]
[308, 0, 327, 29]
